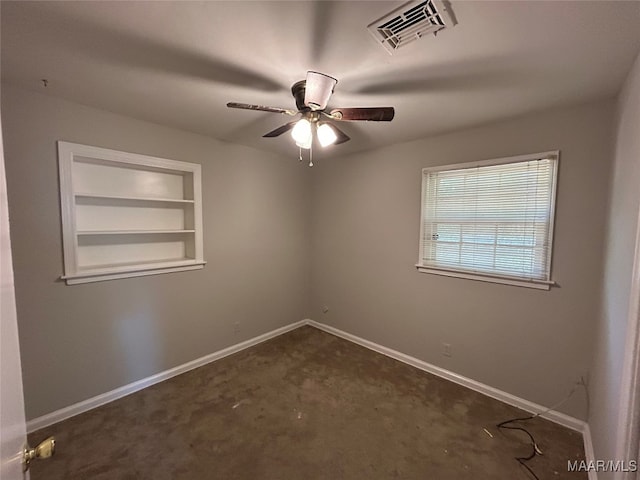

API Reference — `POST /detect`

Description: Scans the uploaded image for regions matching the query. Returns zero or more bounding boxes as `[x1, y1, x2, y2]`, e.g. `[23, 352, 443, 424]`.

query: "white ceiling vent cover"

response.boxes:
[368, 0, 455, 54]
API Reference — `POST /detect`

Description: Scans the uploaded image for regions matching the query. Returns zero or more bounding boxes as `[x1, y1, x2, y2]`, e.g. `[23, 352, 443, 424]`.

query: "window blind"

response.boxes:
[419, 156, 558, 282]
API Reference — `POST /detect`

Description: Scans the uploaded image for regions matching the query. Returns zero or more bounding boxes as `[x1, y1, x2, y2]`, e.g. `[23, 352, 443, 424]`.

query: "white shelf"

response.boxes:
[75, 193, 195, 204]
[58, 142, 205, 285]
[63, 259, 207, 285]
[73, 258, 205, 275]
[77, 230, 196, 235]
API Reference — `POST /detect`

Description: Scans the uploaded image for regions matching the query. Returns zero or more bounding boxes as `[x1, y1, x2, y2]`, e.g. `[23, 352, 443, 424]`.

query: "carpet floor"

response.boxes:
[28, 325, 586, 479]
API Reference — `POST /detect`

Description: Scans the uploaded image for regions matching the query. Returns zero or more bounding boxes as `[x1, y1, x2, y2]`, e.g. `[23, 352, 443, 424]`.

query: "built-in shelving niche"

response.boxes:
[58, 142, 205, 285]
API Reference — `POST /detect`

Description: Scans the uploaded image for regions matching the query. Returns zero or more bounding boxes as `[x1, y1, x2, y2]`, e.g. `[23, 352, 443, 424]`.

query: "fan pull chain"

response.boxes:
[296, 146, 314, 168]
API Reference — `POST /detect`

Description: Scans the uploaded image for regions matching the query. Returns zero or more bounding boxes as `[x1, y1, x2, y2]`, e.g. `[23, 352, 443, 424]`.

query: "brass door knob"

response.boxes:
[23, 436, 55, 472]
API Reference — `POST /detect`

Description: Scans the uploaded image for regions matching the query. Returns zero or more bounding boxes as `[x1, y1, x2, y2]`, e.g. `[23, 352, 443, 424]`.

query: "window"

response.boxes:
[58, 142, 205, 285]
[417, 151, 559, 290]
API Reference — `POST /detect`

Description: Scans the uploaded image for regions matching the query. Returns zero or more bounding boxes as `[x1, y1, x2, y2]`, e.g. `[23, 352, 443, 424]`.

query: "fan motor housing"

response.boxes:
[291, 80, 309, 112]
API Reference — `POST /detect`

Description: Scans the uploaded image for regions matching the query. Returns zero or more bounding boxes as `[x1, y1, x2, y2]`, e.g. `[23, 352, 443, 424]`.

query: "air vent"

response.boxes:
[368, 0, 455, 54]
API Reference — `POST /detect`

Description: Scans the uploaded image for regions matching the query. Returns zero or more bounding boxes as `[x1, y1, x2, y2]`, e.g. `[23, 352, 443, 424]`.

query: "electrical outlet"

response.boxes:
[442, 343, 452, 357]
[233, 322, 240, 334]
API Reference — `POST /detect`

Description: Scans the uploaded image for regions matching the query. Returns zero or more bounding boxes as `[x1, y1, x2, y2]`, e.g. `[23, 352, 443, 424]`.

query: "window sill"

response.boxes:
[415, 265, 554, 290]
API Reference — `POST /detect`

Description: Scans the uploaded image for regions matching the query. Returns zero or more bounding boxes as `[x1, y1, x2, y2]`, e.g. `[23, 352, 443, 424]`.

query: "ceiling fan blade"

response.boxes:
[263, 121, 298, 138]
[227, 102, 297, 116]
[328, 107, 395, 122]
[331, 124, 351, 145]
[304, 71, 337, 111]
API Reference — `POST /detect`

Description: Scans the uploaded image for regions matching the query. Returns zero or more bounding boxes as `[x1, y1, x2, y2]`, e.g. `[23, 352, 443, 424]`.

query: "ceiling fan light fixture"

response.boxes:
[317, 123, 338, 147]
[291, 118, 312, 149]
[227, 70, 393, 159]
[296, 137, 312, 150]
[304, 71, 337, 110]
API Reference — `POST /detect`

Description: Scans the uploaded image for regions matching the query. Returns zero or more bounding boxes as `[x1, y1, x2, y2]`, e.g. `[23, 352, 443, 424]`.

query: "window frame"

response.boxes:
[416, 151, 559, 290]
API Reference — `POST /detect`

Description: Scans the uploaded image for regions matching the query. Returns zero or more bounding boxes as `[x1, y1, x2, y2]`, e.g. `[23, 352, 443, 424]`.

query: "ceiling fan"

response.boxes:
[227, 71, 395, 166]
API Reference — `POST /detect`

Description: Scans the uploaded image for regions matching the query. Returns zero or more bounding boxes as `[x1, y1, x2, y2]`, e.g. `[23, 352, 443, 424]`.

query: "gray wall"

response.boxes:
[1, 85, 311, 420]
[1, 80, 623, 427]
[590, 51, 640, 472]
[310, 100, 615, 420]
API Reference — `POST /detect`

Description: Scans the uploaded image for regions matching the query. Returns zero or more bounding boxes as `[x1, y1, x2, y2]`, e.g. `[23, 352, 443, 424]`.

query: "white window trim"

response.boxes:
[416, 150, 559, 290]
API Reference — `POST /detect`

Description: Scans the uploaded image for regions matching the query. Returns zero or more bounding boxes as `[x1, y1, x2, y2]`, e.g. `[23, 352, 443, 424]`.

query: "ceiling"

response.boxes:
[2, 1, 640, 160]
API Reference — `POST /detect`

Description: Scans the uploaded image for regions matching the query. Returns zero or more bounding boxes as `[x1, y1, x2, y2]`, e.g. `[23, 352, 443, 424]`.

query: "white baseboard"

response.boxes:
[582, 423, 598, 480]
[27, 320, 307, 433]
[306, 319, 587, 433]
[29, 316, 595, 471]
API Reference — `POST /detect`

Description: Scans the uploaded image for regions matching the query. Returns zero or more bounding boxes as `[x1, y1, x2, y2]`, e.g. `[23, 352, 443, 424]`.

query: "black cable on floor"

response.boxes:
[496, 415, 540, 480]
[495, 381, 584, 480]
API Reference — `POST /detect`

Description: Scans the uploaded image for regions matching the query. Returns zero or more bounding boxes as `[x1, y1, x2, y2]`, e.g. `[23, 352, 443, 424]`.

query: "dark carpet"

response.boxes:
[28, 325, 586, 479]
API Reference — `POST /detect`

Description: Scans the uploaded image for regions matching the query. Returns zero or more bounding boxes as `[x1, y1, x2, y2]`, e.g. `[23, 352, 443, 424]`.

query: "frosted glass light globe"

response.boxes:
[317, 123, 338, 147]
[291, 119, 312, 149]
